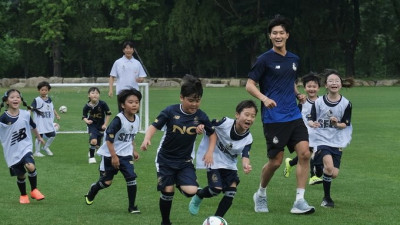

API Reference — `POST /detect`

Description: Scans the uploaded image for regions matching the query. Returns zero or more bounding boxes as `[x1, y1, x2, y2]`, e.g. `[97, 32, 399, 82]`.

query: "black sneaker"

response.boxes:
[128, 206, 141, 214]
[321, 197, 334, 208]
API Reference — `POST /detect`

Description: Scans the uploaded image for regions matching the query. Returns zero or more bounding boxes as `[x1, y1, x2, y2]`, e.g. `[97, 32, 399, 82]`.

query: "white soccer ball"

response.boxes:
[59, 105, 67, 113]
[53, 123, 60, 131]
[202, 216, 228, 225]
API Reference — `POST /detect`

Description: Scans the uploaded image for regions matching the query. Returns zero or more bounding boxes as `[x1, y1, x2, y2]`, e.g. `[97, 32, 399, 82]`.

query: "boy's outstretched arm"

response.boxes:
[140, 125, 157, 151]
[202, 132, 216, 167]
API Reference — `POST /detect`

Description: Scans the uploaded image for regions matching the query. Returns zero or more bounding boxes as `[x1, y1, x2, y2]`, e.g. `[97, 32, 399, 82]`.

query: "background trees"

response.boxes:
[0, 0, 399, 78]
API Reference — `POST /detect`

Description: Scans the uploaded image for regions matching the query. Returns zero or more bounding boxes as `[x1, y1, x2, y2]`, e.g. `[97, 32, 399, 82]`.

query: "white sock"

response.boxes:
[296, 188, 305, 201]
[257, 184, 267, 197]
[44, 137, 55, 149]
[35, 139, 41, 153]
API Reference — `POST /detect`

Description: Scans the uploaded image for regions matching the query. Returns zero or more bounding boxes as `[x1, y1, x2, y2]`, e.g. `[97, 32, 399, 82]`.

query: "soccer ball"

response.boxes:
[53, 123, 60, 132]
[59, 105, 67, 113]
[202, 216, 228, 225]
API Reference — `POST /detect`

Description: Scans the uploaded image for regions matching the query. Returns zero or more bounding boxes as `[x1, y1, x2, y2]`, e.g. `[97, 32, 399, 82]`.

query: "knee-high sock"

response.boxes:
[17, 178, 27, 195]
[35, 139, 41, 153]
[160, 191, 174, 225]
[44, 137, 55, 149]
[127, 180, 137, 208]
[87, 180, 109, 201]
[323, 173, 333, 198]
[89, 144, 96, 158]
[215, 187, 236, 217]
[197, 186, 221, 199]
[28, 169, 38, 191]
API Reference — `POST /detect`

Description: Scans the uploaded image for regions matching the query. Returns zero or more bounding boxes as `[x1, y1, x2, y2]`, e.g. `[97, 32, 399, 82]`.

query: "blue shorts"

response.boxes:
[9, 152, 35, 176]
[156, 159, 198, 191]
[88, 125, 104, 145]
[314, 145, 342, 169]
[263, 118, 309, 158]
[99, 155, 137, 181]
[207, 168, 240, 190]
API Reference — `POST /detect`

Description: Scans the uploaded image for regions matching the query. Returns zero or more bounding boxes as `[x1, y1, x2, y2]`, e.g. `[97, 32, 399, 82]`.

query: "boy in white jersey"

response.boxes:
[0, 89, 46, 204]
[308, 69, 354, 208]
[84, 88, 142, 214]
[31, 81, 61, 157]
[284, 73, 323, 185]
[189, 100, 257, 218]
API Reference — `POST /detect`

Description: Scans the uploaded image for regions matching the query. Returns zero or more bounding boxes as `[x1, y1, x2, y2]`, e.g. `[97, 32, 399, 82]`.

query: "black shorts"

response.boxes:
[41, 131, 56, 138]
[9, 152, 35, 176]
[263, 118, 308, 158]
[156, 159, 198, 191]
[206, 168, 240, 190]
[99, 155, 137, 181]
[314, 145, 342, 169]
[88, 125, 104, 145]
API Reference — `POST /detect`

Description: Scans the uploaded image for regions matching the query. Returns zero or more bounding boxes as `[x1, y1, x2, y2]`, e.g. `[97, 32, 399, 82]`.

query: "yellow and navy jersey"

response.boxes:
[0, 110, 36, 167]
[153, 104, 215, 161]
[82, 100, 111, 129]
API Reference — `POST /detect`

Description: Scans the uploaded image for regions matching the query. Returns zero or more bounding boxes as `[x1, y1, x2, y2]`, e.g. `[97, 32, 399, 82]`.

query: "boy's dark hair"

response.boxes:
[236, 100, 258, 115]
[302, 72, 321, 87]
[118, 88, 142, 107]
[0, 89, 41, 115]
[323, 69, 355, 88]
[37, 81, 51, 90]
[88, 87, 100, 94]
[123, 41, 135, 49]
[181, 74, 203, 98]
[268, 14, 291, 34]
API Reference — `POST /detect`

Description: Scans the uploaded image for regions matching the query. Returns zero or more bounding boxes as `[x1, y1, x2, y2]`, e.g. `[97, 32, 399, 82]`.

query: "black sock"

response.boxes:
[87, 181, 109, 201]
[89, 145, 96, 158]
[160, 191, 174, 225]
[127, 180, 137, 209]
[17, 178, 27, 195]
[323, 173, 332, 199]
[28, 169, 38, 191]
[310, 159, 316, 176]
[290, 157, 298, 166]
[215, 187, 236, 217]
[197, 186, 215, 199]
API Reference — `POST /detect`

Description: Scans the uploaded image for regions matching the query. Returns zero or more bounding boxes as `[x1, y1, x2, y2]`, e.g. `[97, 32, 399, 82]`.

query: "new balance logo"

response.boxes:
[11, 128, 27, 146]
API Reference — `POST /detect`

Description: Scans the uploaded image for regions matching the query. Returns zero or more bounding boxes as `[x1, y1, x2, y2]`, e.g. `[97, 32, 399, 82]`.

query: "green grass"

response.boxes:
[0, 86, 399, 225]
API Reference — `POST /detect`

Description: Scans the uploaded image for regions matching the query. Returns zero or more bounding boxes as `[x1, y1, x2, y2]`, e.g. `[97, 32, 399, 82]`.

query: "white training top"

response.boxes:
[32, 96, 56, 134]
[0, 110, 34, 167]
[196, 117, 253, 170]
[110, 55, 146, 94]
[301, 97, 318, 148]
[312, 95, 353, 148]
[97, 113, 139, 157]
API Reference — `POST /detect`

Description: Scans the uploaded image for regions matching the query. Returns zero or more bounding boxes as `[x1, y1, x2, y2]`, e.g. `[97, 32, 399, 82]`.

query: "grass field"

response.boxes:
[0, 86, 399, 225]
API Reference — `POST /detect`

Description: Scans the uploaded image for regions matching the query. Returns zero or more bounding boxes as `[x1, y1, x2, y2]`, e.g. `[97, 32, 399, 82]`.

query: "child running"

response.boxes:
[284, 73, 323, 185]
[140, 74, 217, 225]
[31, 81, 61, 157]
[308, 69, 354, 208]
[84, 88, 142, 213]
[82, 87, 111, 164]
[0, 89, 46, 204]
[189, 100, 257, 218]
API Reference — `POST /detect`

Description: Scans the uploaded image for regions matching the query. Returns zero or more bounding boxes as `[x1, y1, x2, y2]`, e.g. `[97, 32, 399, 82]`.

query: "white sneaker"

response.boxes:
[43, 147, 53, 156]
[290, 198, 315, 214]
[253, 192, 269, 212]
[34, 152, 45, 157]
[89, 157, 97, 164]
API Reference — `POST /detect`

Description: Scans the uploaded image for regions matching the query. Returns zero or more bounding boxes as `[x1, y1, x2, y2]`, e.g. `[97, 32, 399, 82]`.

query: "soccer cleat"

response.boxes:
[309, 176, 323, 185]
[253, 192, 269, 213]
[189, 194, 202, 215]
[30, 188, 45, 201]
[34, 152, 45, 157]
[20, 195, 30, 204]
[43, 147, 53, 156]
[128, 206, 141, 214]
[89, 157, 97, 164]
[290, 198, 315, 214]
[283, 158, 293, 178]
[321, 197, 335, 208]
[85, 195, 94, 205]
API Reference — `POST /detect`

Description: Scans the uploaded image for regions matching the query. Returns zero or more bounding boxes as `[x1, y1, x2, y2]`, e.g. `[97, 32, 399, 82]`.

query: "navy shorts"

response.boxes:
[313, 145, 342, 169]
[41, 131, 56, 138]
[88, 125, 104, 145]
[156, 159, 198, 191]
[263, 118, 309, 158]
[99, 155, 137, 181]
[9, 152, 35, 176]
[207, 168, 240, 190]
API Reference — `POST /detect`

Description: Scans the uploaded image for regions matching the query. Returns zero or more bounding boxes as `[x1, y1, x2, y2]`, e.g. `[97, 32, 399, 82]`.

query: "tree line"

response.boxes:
[0, 0, 399, 79]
